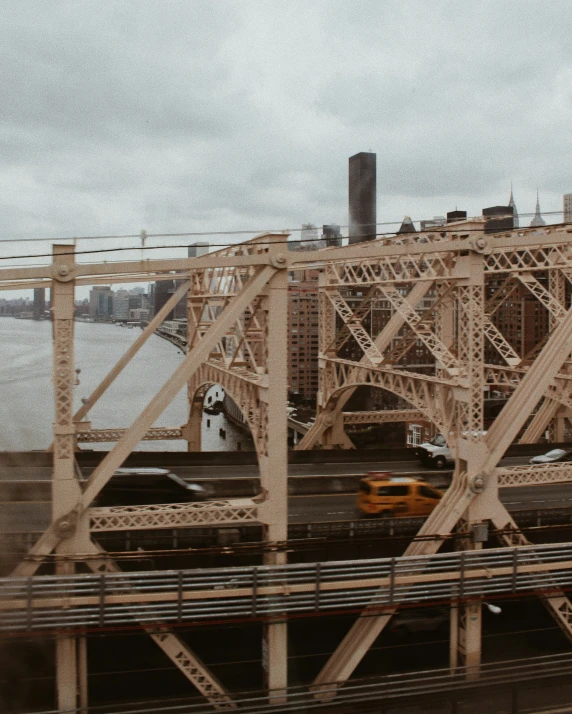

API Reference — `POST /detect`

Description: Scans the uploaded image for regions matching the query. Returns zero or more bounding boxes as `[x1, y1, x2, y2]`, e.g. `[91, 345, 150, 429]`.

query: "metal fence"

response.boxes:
[2, 541, 571, 633]
[22, 652, 572, 714]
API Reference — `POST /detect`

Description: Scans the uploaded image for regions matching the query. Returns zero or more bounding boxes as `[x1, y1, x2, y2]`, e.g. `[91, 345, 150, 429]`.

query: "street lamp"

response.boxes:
[483, 602, 502, 615]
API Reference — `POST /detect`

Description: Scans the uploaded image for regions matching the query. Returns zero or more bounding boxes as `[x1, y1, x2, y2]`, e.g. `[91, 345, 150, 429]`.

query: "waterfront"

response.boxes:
[0, 318, 249, 452]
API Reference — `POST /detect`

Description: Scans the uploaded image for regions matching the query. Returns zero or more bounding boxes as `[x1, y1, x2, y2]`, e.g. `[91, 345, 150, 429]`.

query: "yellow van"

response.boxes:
[356, 473, 443, 518]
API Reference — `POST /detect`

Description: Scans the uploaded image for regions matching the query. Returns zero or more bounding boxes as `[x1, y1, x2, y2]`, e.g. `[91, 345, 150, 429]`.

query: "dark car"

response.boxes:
[95, 467, 208, 507]
[389, 607, 449, 635]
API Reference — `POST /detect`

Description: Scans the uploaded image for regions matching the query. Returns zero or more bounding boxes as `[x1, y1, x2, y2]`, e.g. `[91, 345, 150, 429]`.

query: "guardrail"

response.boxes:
[17, 651, 572, 714]
[2, 505, 572, 557]
[2, 542, 572, 633]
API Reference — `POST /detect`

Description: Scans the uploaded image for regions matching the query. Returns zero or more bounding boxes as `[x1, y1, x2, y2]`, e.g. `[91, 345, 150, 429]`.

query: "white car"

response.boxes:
[529, 449, 572, 465]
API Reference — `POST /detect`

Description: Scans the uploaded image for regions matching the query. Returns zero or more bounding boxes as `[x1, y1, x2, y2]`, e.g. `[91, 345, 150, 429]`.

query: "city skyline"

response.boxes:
[0, 1, 570, 275]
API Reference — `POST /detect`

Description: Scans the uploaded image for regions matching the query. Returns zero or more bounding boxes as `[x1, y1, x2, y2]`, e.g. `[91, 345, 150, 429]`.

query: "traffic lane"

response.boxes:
[288, 483, 572, 523]
[0, 455, 533, 482]
[0, 466, 52, 481]
[4, 482, 572, 533]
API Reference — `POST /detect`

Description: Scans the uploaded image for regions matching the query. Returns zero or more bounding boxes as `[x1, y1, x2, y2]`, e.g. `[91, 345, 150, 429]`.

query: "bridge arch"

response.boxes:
[324, 376, 449, 441]
[187, 364, 263, 457]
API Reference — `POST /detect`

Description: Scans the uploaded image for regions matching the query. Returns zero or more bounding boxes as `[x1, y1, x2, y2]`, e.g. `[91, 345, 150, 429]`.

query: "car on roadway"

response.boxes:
[389, 607, 449, 635]
[95, 468, 208, 507]
[356, 473, 443, 518]
[529, 449, 572, 465]
[416, 434, 454, 469]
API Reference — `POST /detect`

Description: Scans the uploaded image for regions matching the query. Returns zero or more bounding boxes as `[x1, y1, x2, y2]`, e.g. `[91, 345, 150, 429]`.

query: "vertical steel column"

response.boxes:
[259, 241, 289, 700]
[450, 520, 483, 676]
[51, 244, 85, 711]
[549, 270, 568, 440]
[450, 251, 485, 677]
[185, 389, 203, 451]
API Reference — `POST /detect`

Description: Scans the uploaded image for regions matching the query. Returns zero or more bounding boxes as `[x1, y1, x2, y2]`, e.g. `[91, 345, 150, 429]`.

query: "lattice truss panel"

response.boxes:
[4, 235, 291, 711]
[304, 223, 572, 453]
[89, 499, 260, 531]
[4, 222, 572, 709]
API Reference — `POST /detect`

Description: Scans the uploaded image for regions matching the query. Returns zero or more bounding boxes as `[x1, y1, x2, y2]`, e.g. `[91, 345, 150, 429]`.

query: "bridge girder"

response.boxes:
[3, 222, 572, 709]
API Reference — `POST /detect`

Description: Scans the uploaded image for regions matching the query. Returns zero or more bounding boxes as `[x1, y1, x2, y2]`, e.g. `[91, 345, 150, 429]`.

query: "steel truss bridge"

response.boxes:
[3, 220, 572, 711]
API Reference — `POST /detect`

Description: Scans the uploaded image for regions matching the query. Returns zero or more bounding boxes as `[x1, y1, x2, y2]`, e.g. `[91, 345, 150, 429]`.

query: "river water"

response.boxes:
[0, 318, 249, 451]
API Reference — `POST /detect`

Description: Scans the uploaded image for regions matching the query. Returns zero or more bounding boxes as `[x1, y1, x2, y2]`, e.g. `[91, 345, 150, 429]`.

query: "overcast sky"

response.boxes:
[1, 0, 571, 280]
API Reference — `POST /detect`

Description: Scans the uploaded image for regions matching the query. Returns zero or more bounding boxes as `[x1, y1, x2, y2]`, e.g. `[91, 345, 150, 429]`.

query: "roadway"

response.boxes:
[2, 456, 572, 532]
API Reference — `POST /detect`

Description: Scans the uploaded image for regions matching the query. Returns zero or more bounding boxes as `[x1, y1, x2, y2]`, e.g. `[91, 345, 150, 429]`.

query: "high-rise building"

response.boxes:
[420, 216, 446, 230]
[530, 190, 546, 227]
[482, 205, 514, 234]
[33, 288, 46, 320]
[188, 242, 209, 258]
[397, 216, 416, 234]
[89, 286, 114, 320]
[322, 224, 343, 248]
[564, 193, 572, 222]
[153, 280, 175, 319]
[447, 210, 467, 223]
[508, 186, 519, 228]
[288, 269, 319, 402]
[114, 290, 130, 321]
[349, 152, 376, 244]
[288, 224, 326, 252]
[301, 223, 319, 248]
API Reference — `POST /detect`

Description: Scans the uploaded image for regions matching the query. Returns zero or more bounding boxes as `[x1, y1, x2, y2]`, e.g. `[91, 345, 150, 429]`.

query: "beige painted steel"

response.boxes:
[11, 264, 277, 579]
[6, 551, 572, 612]
[66, 279, 190, 438]
[3, 222, 572, 708]
[83, 541, 237, 710]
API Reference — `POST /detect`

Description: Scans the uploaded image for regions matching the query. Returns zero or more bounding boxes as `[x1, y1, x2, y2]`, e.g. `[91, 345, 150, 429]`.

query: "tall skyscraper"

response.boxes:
[349, 152, 376, 244]
[322, 224, 342, 248]
[508, 185, 519, 228]
[530, 190, 546, 227]
[564, 193, 572, 222]
[33, 288, 45, 320]
[300, 223, 319, 248]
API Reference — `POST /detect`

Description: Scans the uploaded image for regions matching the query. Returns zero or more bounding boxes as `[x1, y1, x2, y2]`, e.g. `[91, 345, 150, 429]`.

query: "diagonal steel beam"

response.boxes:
[482, 304, 572, 471]
[491, 505, 572, 644]
[519, 398, 560, 443]
[84, 540, 237, 710]
[48, 280, 190, 451]
[313, 305, 572, 693]
[11, 265, 277, 578]
[297, 280, 435, 450]
[482, 318, 520, 366]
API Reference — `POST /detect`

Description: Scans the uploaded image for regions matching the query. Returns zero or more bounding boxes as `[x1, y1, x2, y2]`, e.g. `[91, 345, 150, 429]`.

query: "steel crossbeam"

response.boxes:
[379, 285, 459, 373]
[342, 409, 425, 424]
[3, 222, 572, 710]
[497, 463, 572, 487]
[77, 427, 184, 442]
[482, 318, 521, 366]
[89, 499, 261, 531]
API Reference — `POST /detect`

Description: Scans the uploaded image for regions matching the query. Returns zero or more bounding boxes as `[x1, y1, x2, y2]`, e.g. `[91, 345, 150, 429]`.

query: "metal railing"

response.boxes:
[2, 542, 572, 633]
[21, 651, 572, 714]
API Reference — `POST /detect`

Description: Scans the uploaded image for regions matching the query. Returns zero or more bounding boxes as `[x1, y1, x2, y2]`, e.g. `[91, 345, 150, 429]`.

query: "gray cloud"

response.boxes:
[0, 0, 570, 267]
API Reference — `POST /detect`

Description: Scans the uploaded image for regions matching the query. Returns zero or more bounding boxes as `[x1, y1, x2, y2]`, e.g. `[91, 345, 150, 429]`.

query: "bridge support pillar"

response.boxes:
[321, 409, 354, 449]
[51, 244, 89, 711]
[184, 390, 203, 451]
[450, 600, 482, 677]
[258, 242, 289, 701]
